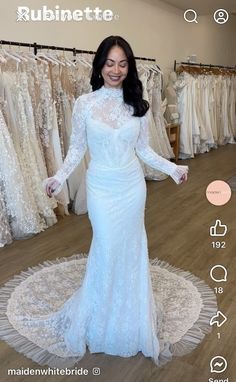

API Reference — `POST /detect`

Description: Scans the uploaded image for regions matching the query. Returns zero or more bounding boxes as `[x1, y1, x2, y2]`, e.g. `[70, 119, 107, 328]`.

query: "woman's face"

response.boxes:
[101, 46, 128, 89]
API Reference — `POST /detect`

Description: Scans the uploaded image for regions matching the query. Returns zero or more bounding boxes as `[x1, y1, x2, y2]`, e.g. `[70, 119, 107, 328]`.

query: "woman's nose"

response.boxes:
[113, 64, 120, 73]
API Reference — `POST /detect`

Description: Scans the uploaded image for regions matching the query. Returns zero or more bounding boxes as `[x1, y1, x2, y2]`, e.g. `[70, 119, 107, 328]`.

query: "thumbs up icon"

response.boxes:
[210, 220, 227, 237]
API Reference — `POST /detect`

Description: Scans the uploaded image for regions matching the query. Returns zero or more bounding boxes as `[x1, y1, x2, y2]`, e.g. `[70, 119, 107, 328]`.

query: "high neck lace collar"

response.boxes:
[100, 85, 123, 98]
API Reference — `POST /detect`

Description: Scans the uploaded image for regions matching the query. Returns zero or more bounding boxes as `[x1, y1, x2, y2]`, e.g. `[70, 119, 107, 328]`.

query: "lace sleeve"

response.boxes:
[135, 112, 189, 184]
[53, 96, 88, 187]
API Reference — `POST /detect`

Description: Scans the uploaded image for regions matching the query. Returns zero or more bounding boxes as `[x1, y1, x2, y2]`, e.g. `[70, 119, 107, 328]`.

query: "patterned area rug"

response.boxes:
[0, 254, 218, 368]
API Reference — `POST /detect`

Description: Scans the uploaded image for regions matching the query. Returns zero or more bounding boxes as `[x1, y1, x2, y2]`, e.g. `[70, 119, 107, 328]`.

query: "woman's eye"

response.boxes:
[105, 62, 127, 68]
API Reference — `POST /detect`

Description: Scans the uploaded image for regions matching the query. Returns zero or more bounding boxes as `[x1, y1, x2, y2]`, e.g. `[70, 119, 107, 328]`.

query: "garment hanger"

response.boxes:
[76, 54, 92, 68]
[23, 46, 49, 64]
[9, 43, 29, 62]
[39, 47, 66, 66]
[137, 59, 146, 71]
[149, 62, 162, 75]
[58, 54, 72, 67]
[48, 49, 66, 66]
[20, 45, 38, 63]
[37, 47, 59, 65]
[0, 42, 28, 62]
[0, 53, 7, 63]
[21, 51, 36, 63]
[60, 49, 76, 67]
[137, 61, 150, 80]
[83, 53, 93, 68]
[75, 55, 87, 68]
[9, 51, 27, 62]
[0, 45, 21, 63]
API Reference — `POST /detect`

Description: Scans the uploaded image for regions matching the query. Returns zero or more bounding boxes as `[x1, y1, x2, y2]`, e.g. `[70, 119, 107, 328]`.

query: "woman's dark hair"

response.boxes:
[90, 36, 149, 117]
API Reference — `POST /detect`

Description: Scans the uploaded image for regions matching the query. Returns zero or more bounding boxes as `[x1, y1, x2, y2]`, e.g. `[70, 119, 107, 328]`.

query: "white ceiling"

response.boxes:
[160, 0, 236, 15]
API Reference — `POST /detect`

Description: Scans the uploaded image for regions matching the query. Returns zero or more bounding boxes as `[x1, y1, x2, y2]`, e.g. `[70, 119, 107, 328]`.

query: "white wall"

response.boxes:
[1, 0, 235, 77]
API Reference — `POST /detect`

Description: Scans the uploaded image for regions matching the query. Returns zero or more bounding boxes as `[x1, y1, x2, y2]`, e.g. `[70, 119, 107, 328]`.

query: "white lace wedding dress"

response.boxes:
[0, 86, 217, 368]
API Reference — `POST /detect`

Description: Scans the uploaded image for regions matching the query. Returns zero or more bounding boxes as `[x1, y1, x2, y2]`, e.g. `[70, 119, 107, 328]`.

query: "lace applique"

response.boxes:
[135, 111, 177, 175]
[9, 72, 57, 224]
[0, 109, 45, 237]
[53, 96, 88, 189]
[0, 182, 12, 247]
[48, 86, 188, 192]
[51, 65, 66, 159]
[135, 113, 188, 182]
[91, 87, 133, 129]
[36, 62, 55, 148]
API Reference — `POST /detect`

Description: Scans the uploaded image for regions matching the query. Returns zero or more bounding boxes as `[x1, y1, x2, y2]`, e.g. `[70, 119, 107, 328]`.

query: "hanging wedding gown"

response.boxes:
[0, 86, 217, 368]
[0, 185, 12, 247]
[138, 70, 168, 180]
[175, 71, 236, 158]
[0, 108, 45, 239]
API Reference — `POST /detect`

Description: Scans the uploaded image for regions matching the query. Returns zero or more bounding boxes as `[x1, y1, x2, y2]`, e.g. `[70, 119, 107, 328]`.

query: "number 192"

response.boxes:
[211, 241, 226, 249]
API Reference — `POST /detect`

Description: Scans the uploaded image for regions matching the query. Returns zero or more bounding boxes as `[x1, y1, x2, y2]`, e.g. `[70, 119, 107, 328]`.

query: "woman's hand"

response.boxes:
[171, 165, 189, 185]
[45, 178, 61, 198]
[179, 172, 188, 184]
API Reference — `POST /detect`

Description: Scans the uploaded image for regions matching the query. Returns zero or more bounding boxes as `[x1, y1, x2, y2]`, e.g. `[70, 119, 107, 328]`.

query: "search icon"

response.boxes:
[184, 9, 198, 23]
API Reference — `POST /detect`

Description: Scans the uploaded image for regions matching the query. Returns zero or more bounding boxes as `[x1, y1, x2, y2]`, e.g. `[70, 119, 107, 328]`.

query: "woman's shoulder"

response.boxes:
[75, 90, 99, 107]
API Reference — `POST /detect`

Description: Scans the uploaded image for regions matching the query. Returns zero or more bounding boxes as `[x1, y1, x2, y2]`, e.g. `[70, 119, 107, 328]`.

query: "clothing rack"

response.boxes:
[174, 59, 236, 72]
[0, 39, 156, 62]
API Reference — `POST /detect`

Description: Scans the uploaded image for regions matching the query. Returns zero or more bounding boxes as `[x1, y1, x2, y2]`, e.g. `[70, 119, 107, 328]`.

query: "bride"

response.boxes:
[0, 36, 193, 369]
[44, 35, 188, 365]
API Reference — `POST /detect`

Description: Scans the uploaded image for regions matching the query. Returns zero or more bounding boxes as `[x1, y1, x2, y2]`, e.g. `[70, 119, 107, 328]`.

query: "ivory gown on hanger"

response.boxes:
[0, 86, 199, 368]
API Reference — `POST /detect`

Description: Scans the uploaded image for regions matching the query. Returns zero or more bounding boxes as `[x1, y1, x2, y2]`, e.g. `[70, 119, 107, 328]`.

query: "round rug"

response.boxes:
[0, 254, 217, 368]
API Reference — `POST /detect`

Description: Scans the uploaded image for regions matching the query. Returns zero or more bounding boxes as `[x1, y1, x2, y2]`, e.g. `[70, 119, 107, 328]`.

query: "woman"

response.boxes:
[1, 36, 190, 368]
[43, 36, 189, 365]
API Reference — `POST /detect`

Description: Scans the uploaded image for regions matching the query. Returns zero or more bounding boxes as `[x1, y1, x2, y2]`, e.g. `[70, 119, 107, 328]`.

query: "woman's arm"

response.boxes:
[135, 111, 188, 184]
[43, 96, 88, 195]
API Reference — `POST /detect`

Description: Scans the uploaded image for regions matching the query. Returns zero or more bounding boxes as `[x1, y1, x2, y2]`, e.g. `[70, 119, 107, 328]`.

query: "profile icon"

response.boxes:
[214, 9, 229, 24]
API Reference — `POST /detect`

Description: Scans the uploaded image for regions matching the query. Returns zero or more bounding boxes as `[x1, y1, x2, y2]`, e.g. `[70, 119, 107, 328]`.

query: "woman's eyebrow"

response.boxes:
[106, 58, 128, 63]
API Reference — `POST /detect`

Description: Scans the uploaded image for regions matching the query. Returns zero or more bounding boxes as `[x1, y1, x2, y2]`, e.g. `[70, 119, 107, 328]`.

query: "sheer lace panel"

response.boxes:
[50, 87, 188, 192]
[90, 87, 133, 129]
[53, 97, 88, 186]
[135, 112, 188, 184]
[136, 112, 176, 175]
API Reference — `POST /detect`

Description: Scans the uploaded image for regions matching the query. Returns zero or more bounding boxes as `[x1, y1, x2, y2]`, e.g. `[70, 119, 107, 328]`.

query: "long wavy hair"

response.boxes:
[90, 36, 149, 117]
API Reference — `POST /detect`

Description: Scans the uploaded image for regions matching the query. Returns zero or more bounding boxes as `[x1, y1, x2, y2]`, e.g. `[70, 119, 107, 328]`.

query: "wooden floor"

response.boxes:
[0, 144, 236, 382]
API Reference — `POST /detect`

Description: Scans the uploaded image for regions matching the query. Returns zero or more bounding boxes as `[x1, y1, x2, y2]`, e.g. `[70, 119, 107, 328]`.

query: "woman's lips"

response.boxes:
[109, 76, 121, 81]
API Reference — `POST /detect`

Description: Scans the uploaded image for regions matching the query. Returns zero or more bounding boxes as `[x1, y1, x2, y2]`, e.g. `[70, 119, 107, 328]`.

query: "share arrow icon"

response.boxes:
[210, 311, 227, 327]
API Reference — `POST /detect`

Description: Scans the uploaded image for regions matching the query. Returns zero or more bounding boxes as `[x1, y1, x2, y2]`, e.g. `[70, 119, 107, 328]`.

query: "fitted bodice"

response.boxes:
[84, 87, 140, 168]
[52, 86, 188, 191]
